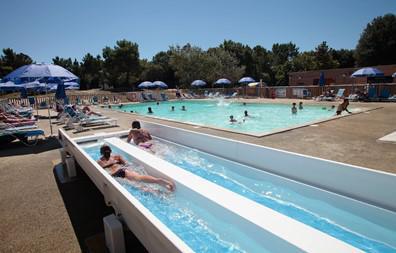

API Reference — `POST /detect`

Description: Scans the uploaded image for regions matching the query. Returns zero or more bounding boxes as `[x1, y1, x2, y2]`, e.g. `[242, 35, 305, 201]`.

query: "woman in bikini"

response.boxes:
[126, 120, 154, 150]
[97, 144, 175, 191]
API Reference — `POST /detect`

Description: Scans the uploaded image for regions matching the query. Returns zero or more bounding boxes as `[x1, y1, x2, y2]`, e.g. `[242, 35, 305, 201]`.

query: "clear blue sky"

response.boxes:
[1, 0, 395, 63]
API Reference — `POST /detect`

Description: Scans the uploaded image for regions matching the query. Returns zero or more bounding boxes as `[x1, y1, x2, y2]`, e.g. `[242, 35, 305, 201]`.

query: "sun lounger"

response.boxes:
[335, 88, 345, 99]
[160, 93, 168, 101]
[225, 92, 238, 99]
[147, 93, 155, 101]
[387, 95, 396, 102]
[91, 96, 99, 105]
[0, 127, 44, 145]
[182, 93, 193, 99]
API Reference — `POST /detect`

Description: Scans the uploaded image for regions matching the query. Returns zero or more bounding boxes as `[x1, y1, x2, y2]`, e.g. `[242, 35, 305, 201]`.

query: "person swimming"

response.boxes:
[171, 106, 175, 111]
[127, 120, 154, 150]
[229, 115, 237, 123]
[299, 102, 303, 110]
[181, 105, 186, 111]
[148, 107, 153, 113]
[291, 103, 297, 114]
[97, 144, 175, 191]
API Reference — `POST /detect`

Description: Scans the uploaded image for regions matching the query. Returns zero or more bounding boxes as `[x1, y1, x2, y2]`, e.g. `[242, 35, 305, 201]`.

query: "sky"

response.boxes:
[1, 0, 395, 63]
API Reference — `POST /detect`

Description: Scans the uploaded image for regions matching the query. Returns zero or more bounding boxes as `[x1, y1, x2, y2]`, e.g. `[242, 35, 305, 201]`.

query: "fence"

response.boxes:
[2, 83, 395, 108]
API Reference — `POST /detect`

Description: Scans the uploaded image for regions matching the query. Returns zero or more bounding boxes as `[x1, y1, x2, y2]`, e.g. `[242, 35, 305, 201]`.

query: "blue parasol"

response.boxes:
[138, 81, 154, 89]
[238, 77, 255, 84]
[351, 67, 384, 77]
[191, 80, 207, 87]
[153, 81, 168, 89]
[215, 78, 231, 85]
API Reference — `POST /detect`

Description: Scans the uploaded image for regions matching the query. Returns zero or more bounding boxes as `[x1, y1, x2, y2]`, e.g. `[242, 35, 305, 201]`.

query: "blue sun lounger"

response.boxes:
[0, 127, 44, 145]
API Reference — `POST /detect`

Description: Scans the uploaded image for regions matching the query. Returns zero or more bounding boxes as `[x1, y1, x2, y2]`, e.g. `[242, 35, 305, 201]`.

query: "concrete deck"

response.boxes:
[0, 98, 395, 252]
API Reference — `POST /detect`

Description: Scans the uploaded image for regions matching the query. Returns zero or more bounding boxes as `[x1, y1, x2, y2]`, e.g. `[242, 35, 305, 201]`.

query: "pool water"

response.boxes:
[112, 100, 336, 135]
[83, 143, 270, 253]
[125, 137, 396, 253]
[151, 139, 396, 252]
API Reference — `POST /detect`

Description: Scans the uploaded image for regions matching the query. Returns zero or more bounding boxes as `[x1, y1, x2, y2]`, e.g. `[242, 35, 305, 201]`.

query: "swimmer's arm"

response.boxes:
[98, 159, 113, 168]
[126, 131, 132, 143]
[115, 155, 127, 165]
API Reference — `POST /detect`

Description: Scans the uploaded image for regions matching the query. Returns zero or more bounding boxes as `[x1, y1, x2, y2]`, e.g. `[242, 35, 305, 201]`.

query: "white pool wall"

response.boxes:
[140, 121, 396, 212]
[59, 129, 194, 253]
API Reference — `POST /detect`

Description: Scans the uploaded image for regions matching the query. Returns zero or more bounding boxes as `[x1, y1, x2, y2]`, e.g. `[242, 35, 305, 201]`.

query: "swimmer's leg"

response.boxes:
[125, 170, 175, 191]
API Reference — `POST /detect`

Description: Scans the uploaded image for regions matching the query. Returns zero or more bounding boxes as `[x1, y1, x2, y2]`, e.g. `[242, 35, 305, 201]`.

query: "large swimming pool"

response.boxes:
[111, 100, 337, 135]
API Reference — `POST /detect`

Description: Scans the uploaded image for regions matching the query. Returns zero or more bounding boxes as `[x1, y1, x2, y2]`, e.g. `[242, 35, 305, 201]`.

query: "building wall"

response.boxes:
[289, 64, 396, 86]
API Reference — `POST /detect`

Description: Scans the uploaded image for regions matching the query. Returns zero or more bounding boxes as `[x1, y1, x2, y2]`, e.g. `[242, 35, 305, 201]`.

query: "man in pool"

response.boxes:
[291, 103, 297, 114]
[97, 144, 175, 191]
[127, 120, 154, 150]
[229, 115, 237, 123]
[336, 98, 352, 115]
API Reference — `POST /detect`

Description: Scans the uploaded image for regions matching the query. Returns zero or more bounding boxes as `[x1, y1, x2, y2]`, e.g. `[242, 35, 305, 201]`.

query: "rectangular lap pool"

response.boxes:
[111, 100, 338, 136]
[60, 122, 395, 253]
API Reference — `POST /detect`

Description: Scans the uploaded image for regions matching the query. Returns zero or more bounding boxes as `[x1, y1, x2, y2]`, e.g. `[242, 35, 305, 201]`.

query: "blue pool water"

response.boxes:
[111, 100, 336, 134]
[83, 143, 269, 253]
[114, 137, 396, 253]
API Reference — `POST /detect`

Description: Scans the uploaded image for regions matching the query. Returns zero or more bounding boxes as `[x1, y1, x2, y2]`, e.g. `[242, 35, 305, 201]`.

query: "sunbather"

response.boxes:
[82, 105, 101, 116]
[97, 144, 175, 191]
[0, 111, 36, 126]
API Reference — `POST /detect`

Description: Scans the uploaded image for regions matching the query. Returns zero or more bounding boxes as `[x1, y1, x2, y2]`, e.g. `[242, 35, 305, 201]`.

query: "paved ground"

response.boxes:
[0, 98, 395, 252]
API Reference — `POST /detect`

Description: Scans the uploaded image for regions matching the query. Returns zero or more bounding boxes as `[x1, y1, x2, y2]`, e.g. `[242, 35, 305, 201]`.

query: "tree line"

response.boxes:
[1, 14, 395, 90]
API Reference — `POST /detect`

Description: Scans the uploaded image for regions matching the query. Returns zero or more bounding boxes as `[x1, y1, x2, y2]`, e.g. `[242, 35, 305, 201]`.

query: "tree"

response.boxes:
[169, 44, 208, 87]
[0, 48, 33, 77]
[206, 47, 245, 85]
[331, 49, 355, 68]
[313, 41, 339, 70]
[102, 40, 140, 89]
[52, 56, 73, 71]
[80, 53, 103, 89]
[355, 14, 396, 66]
[220, 40, 254, 77]
[292, 51, 316, 72]
[271, 42, 299, 85]
[251, 45, 273, 84]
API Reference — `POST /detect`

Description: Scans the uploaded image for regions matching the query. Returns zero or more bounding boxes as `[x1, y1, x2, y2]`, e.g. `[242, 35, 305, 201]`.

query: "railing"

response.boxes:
[2, 83, 395, 108]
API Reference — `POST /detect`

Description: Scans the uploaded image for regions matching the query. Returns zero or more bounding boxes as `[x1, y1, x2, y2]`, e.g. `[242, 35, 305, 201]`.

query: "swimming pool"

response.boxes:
[111, 100, 336, 135]
[79, 140, 358, 253]
[61, 125, 396, 253]
[105, 137, 395, 252]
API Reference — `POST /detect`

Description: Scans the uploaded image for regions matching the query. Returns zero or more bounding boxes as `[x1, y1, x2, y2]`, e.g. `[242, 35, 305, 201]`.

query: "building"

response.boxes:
[289, 64, 396, 86]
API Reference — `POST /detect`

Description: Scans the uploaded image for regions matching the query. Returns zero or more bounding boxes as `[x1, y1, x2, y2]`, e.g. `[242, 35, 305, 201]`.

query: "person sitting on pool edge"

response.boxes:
[97, 144, 175, 191]
[127, 120, 154, 150]
[336, 98, 352, 115]
[291, 103, 297, 114]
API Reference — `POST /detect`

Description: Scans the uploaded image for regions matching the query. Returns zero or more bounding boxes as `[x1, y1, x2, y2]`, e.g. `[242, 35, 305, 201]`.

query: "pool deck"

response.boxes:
[0, 98, 395, 252]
